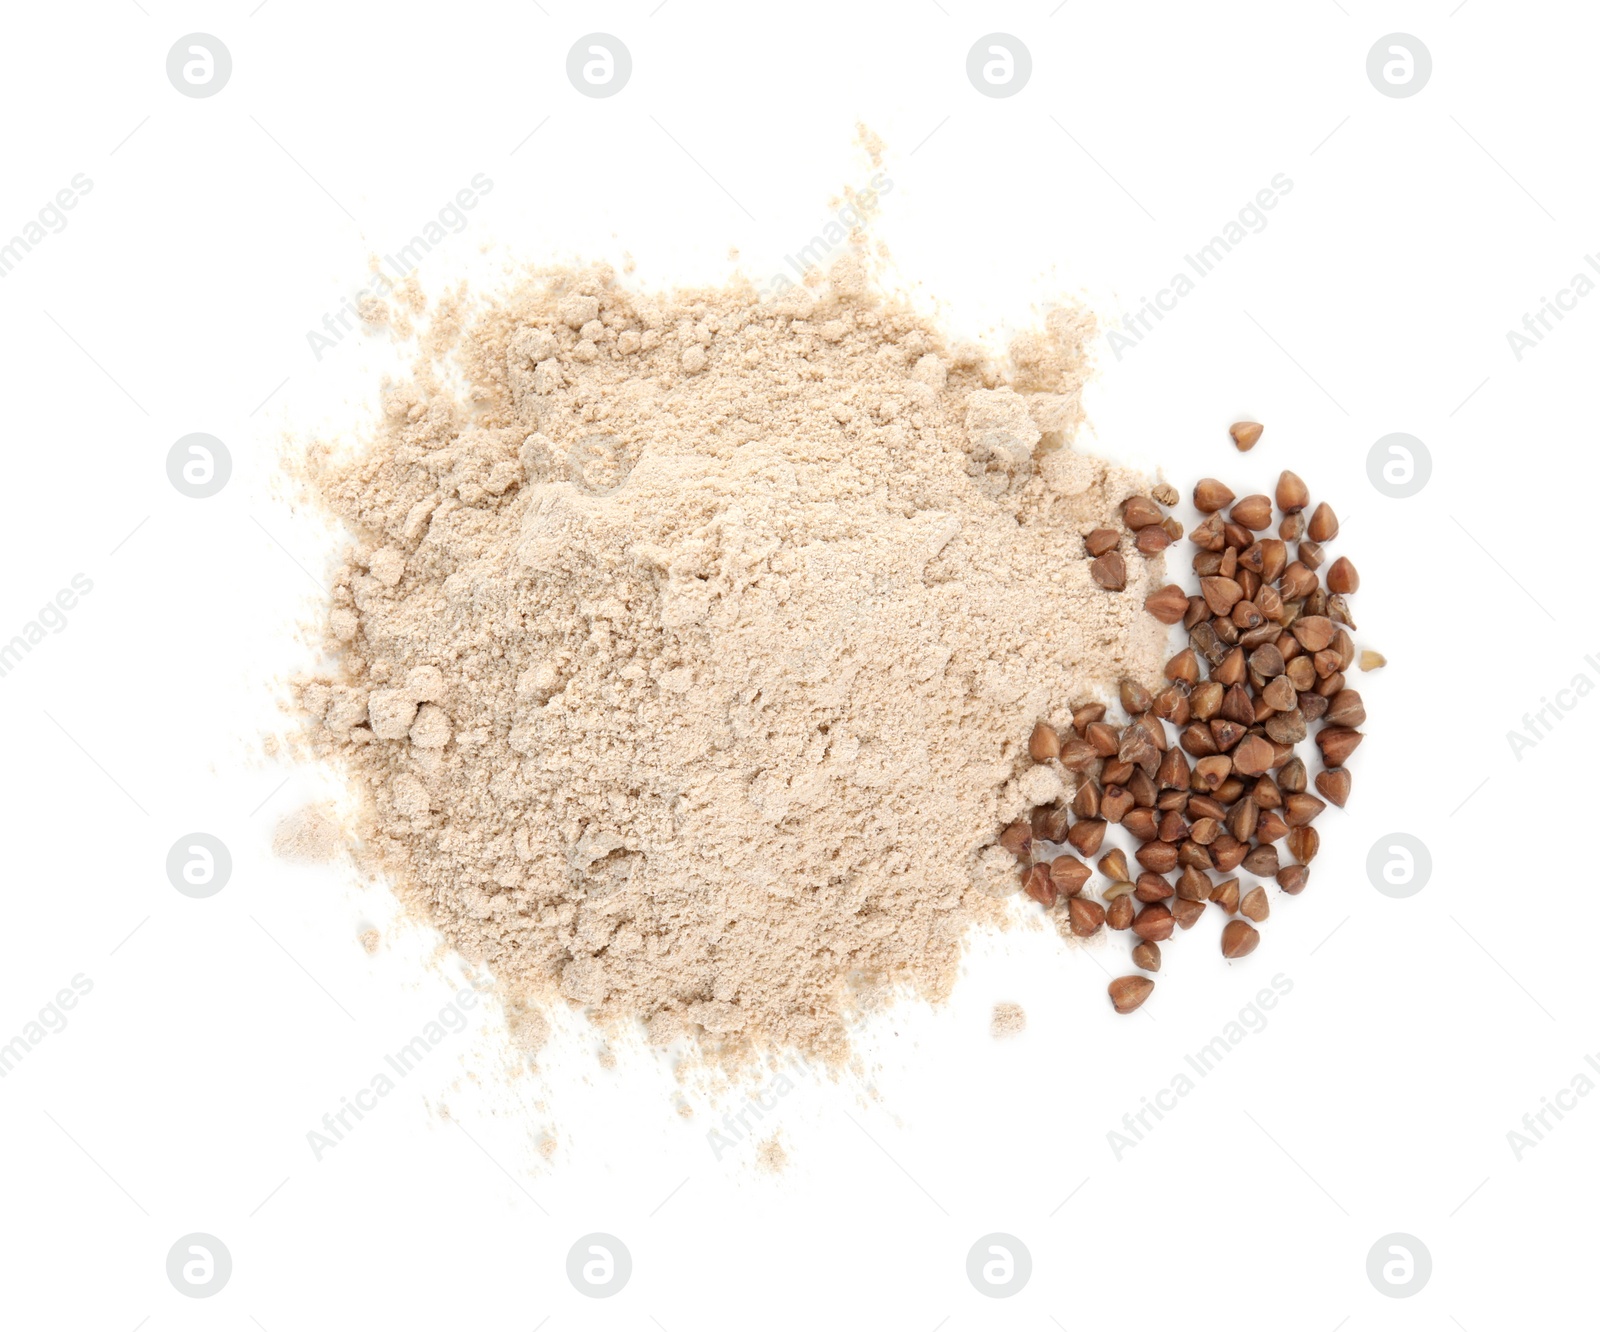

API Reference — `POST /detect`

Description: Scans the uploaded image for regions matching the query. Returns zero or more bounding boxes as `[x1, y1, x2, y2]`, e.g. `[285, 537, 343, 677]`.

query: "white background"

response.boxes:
[0, 2, 1592, 1327]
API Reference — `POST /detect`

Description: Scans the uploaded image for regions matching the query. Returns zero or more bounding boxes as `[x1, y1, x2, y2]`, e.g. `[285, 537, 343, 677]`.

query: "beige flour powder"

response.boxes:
[294, 256, 1165, 1064]
[990, 1002, 1027, 1039]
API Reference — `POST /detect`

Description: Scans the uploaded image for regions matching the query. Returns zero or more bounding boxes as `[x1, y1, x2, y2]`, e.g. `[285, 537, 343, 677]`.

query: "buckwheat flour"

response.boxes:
[271, 803, 343, 863]
[990, 1002, 1027, 1039]
[294, 255, 1165, 1064]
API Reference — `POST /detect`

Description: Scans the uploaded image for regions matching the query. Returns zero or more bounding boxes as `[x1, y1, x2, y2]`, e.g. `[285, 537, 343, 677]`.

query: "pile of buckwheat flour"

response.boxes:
[295, 256, 1166, 1064]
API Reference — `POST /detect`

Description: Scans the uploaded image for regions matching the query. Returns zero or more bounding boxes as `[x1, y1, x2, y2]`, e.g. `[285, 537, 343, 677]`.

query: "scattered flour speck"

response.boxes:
[272, 803, 343, 863]
[990, 1002, 1027, 1039]
[757, 1133, 787, 1173]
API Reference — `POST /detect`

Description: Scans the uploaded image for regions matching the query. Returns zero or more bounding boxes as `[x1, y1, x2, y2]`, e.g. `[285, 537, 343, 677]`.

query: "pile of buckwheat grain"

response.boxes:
[993, 422, 1374, 1014]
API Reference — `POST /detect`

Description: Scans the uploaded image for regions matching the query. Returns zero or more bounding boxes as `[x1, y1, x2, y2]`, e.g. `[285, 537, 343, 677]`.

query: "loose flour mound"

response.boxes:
[294, 256, 1166, 1064]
